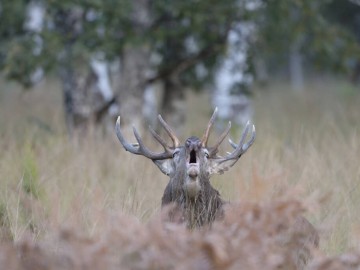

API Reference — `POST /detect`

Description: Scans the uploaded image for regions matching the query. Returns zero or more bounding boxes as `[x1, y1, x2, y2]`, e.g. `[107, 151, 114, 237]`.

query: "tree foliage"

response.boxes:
[251, 0, 360, 74]
[0, 0, 359, 89]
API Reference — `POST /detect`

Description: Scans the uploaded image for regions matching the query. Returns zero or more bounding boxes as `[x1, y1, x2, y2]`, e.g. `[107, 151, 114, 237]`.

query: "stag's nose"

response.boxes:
[185, 137, 202, 151]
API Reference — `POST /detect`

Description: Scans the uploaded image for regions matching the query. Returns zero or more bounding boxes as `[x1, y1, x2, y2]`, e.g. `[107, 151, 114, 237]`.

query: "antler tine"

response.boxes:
[228, 138, 237, 149]
[237, 121, 251, 148]
[132, 126, 174, 160]
[208, 121, 231, 156]
[201, 107, 218, 147]
[158, 115, 180, 148]
[148, 125, 171, 150]
[115, 116, 173, 160]
[115, 117, 141, 155]
[242, 124, 256, 151]
[225, 121, 256, 160]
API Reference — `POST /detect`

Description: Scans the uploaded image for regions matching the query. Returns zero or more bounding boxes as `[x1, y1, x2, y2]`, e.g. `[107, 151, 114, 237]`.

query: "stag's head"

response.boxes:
[115, 108, 255, 200]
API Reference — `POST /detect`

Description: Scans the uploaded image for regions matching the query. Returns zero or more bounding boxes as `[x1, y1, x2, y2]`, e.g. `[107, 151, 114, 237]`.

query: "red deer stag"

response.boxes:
[115, 109, 319, 269]
[115, 108, 255, 228]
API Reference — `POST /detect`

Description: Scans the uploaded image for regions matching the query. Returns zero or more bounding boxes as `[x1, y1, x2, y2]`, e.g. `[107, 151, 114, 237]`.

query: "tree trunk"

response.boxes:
[289, 40, 304, 93]
[253, 56, 269, 86]
[59, 63, 76, 137]
[57, 24, 81, 137]
[117, 47, 151, 128]
[55, 8, 88, 136]
[56, 9, 119, 136]
[289, 6, 305, 93]
[160, 79, 186, 133]
[116, 0, 153, 128]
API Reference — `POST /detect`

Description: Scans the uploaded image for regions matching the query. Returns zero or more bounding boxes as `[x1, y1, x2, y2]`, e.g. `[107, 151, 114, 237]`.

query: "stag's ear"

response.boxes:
[153, 160, 175, 176]
[207, 158, 239, 175]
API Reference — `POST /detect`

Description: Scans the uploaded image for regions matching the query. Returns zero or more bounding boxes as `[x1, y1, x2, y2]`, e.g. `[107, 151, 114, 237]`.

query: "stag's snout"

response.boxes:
[185, 137, 202, 177]
[184, 137, 202, 198]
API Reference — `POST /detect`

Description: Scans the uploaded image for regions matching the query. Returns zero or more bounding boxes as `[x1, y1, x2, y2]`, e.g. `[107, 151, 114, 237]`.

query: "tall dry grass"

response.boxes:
[0, 77, 360, 268]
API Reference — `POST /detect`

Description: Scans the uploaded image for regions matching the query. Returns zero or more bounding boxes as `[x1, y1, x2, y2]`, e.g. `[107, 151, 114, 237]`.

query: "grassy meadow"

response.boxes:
[0, 76, 360, 260]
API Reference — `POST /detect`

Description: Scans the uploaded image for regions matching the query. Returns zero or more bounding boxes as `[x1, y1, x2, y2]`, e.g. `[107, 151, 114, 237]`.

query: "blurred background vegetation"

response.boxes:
[1, 0, 359, 133]
[0, 0, 360, 257]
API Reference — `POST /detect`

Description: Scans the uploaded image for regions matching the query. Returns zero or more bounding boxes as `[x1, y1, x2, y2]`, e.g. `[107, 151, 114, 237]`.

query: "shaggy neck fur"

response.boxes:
[161, 173, 223, 228]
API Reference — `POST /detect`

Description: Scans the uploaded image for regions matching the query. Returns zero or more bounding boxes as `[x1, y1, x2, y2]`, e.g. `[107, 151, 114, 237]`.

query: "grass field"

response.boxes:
[0, 77, 359, 260]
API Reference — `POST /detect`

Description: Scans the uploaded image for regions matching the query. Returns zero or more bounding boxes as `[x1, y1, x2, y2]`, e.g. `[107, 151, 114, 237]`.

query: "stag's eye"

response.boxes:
[172, 149, 180, 158]
[204, 149, 209, 158]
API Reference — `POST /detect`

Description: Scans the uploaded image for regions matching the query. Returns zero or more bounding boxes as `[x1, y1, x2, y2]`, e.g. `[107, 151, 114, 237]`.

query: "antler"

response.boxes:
[115, 115, 180, 160]
[201, 107, 218, 147]
[224, 121, 256, 161]
[157, 115, 180, 148]
[201, 107, 232, 156]
[208, 121, 232, 156]
[201, 107, 255, 159]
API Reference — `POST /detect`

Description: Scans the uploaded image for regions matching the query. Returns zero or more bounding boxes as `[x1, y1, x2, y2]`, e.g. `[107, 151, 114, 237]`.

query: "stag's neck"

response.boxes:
[162, 181, 223, 228]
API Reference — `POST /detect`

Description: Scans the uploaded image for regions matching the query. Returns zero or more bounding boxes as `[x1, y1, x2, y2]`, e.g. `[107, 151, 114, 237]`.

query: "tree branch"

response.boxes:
[146, 41, 224, 85]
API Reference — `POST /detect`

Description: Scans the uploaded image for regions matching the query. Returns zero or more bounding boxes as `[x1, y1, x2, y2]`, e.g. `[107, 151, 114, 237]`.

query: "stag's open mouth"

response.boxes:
[185, 151, 201, 196]
[187, 150, 199, 178]
[189, 150, 197, 164]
